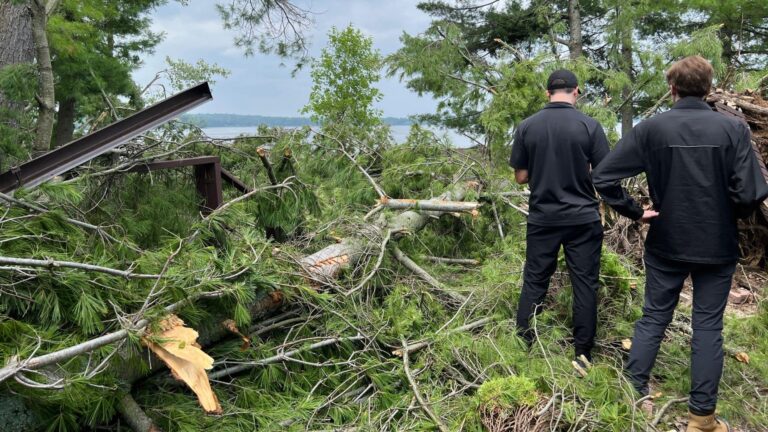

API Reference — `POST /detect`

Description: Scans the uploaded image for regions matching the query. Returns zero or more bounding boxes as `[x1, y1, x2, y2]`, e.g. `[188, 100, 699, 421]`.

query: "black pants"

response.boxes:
[516, 221, 603, 357]
[626, 252, 735, 415]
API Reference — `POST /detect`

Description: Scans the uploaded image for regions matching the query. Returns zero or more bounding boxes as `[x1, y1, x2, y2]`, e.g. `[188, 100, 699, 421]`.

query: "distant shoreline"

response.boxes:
[182, 113, 413, 128]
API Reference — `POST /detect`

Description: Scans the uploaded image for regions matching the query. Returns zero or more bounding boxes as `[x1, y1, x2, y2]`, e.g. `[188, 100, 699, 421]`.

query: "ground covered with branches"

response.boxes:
[0, 121, 765, 432]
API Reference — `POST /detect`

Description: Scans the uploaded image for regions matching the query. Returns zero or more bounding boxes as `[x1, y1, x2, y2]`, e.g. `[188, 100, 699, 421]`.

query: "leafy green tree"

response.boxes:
[48, 0, 166, 147]
[302, 25, 384, 144]
[391, 0, 736, 146]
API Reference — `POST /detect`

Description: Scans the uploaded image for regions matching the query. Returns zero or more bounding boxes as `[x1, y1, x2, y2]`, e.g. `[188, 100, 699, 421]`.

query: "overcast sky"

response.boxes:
[131, 0, 439, 117]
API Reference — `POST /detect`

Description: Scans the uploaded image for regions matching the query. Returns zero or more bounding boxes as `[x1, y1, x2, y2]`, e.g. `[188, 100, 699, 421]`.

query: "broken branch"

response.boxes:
[394, 317, 492, 357]
[208, 334, 365, 380]
[651, 397, 688, 426]
[0, 290, 227, 383]
[392, 246, 467, 305]
[424, 256, 480, 266]
[256, 147, 278, 186]
[0, 256, 161, 279]
[380, 197, 481, 213]
[401, 337, 450, 432]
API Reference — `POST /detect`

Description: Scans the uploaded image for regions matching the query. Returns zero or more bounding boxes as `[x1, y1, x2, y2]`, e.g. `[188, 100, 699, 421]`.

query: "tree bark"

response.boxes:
[0, 1, 35, 113]
[53, 96, 75, 148]
[567, 0, 583, 59]
[0, 2, 35, 68]
[300, 182, 479, 284]
[620, 17, 634, 137]
[117, 394, 162, 432]
[379, 197, 480, 213]
[30, 0, 56, 152]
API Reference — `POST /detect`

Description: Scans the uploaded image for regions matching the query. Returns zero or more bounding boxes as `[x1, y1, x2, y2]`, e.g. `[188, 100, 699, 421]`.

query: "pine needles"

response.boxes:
[0, 125, 765, 432]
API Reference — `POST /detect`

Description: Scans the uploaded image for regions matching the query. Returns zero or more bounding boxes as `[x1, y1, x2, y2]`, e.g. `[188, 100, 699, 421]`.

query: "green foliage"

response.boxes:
[85, 172, 201, 248]
[48, 0, 167, 144]
[303, 25, 384, 145]
[164, 57, 231, 93]
[3, 3, 768, 429]
[388, 22, 490, 135]
[0, 63, 36, 164]
[476, 375, 538, 408]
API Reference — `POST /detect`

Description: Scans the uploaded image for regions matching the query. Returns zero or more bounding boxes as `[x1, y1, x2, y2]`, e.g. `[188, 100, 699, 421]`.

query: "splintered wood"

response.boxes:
[143, 315, 222, 415]
[222, 319, 251, 350]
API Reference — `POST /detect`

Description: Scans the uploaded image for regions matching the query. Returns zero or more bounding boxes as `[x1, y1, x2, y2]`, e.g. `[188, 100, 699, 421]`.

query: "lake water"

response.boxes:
[202, 125, 475, 148]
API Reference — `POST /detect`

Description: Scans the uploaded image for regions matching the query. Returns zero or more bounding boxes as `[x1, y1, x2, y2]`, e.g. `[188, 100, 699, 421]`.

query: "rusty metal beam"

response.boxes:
[194, 162, 223, 214]
[221, 168, 252, 194]
[0, 82, 213, 193]
[123, 156, 224, 214]
[123, 156, 220, 174]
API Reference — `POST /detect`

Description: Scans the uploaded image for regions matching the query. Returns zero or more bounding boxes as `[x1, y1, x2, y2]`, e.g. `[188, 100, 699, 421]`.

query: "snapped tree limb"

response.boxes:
[392, 246, 467, 305]
[142, 315, 222, 414]
[208, 334, 365, 380]
[379, 197, 481, 214]
[0, 256, 161, 279]
[300, 182, 480, 284]
[0, 290, 227, 384]
[424, 256, 480, 266]
[393, 317, 492, 357]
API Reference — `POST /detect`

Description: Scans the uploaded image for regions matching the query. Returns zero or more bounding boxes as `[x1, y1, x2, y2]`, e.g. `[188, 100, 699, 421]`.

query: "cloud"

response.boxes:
[132, 0, 438, 117]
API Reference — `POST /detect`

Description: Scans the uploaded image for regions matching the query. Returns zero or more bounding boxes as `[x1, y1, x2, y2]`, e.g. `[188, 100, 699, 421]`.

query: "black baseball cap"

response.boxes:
[547, 69, 581, 93]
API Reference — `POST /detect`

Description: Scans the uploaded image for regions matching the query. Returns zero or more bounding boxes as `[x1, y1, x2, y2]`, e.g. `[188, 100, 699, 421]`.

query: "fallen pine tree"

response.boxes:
[1, 125, 766, 432]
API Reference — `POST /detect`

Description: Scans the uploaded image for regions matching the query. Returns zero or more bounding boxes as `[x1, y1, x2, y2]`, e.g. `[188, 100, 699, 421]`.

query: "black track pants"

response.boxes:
[516, 221, 603, 357]
[626, 252, 735, 415]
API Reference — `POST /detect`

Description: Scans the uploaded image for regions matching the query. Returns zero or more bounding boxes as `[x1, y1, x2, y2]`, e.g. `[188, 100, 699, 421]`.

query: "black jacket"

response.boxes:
[592, 97, 768, 264]
[510, 102, 610, 226]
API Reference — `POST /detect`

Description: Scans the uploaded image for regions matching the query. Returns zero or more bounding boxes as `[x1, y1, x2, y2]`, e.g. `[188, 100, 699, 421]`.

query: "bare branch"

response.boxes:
[0, 290, 228, 383]
[380, 197, 481, 213]
[0, 256, 160, 279]
[401, 337, 450, 432]
[208, 334, 365, 380]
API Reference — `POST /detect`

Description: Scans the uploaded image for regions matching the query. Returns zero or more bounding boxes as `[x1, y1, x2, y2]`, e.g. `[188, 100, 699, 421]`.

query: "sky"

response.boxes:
[131, 0, 439, 118]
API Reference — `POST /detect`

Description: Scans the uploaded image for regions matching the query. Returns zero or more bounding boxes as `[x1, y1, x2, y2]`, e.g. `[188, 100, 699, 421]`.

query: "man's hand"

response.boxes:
[515, 169, 529, 184]
[640, 210, 659, 223]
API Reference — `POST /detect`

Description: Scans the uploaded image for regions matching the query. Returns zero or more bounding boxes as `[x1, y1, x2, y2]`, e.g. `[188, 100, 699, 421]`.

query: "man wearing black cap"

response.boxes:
[510, 69, 610, 364]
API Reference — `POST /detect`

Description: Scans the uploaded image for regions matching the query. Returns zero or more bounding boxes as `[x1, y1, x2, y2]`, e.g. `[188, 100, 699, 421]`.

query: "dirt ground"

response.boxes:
[678, 265, 766, 318]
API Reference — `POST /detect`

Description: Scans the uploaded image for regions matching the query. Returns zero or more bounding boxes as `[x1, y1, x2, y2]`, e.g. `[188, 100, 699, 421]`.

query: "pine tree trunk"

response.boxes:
[53, 97, 75, 148]
[30, 0, 56, 152]
[620, 20, 634, 137]
[301, 182, 478, 283]
[567, 0, 583, 59]
[0, 1, 35, 113]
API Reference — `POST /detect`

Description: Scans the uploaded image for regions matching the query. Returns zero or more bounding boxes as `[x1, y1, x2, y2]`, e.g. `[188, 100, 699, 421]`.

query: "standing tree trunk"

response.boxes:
[619, 13, 634, 137]
[0, 1, 35, 111]
[53, 96, 75, 147]
[30, 0, 56, 152]
[567, 0, 583, 59]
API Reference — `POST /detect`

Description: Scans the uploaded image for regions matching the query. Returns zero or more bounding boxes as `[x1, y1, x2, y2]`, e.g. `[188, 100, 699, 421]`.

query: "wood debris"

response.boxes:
[143, 315, 222, 415]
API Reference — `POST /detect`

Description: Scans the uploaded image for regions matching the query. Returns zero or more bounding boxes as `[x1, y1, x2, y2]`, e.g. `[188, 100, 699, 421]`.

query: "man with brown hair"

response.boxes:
[593, 55, 768, 431]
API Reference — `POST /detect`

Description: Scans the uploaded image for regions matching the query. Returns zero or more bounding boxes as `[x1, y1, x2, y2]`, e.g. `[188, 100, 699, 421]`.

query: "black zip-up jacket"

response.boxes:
[592, 96, 768, 264]
[510, 102, 610, 226]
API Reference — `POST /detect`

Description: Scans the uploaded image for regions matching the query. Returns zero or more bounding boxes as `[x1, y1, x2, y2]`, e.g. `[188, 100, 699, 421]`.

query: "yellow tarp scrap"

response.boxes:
[143, 315, 222, 415]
